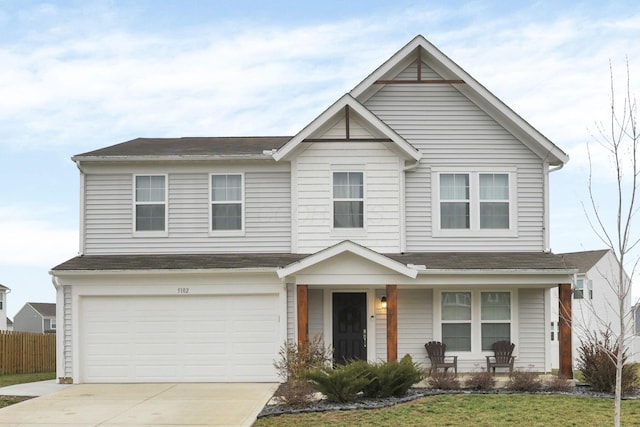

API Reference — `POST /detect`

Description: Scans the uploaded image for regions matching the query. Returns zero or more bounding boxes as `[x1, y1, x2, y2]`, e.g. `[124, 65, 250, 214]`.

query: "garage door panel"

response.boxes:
[81, 294, 281, 383]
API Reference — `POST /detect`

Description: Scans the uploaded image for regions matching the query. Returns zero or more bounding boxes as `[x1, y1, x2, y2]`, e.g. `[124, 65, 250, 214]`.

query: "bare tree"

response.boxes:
[584, 58, 639, 427]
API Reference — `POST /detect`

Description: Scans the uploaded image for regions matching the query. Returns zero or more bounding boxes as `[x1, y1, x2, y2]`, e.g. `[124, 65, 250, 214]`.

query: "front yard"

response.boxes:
[0, 372, 56, 409]
[254, 393, 640, 426]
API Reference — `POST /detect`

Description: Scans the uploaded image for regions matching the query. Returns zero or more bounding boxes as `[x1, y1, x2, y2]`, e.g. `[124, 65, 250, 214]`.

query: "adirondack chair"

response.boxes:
[486, 341, 516, 376]
[424, 341, 458, 375]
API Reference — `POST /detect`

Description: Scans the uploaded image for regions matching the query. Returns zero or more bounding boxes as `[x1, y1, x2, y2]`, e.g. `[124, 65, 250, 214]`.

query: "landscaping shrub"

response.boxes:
[358, 354, 425, 398]
[427, 370, 460, 390]
[577, 330, 639, 395]
[545, 375, 573, 392]
[465, 370, 495, 391]
[305, 362, 371, 402]
[507, 370, 542, 392]
[273, 334, 333, 407]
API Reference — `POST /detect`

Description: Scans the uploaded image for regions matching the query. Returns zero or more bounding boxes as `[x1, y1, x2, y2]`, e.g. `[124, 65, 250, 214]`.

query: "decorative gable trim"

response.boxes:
[272, 94, 421, 162]
[351, 35, 569, 166]
[276, 240, 418, 279]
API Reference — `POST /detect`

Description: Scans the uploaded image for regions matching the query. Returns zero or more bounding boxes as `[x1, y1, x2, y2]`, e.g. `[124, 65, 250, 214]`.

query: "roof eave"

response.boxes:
[72, 154, 275, 163]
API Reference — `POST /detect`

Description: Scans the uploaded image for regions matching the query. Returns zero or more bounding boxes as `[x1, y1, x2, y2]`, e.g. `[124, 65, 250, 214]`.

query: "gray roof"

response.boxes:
[53, 251, 572, 272]
[74, 137, 291, 158]
[28, 302, 56, 317]
[559, 249, 610, 274]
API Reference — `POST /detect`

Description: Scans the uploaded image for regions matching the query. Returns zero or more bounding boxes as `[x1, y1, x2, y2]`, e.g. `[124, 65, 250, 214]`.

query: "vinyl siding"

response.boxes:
[294, 142, 402, 253]
[517, 288, 546, 369]
[308, 289, 324, 337]
[63, 285, 72, 377]
[365, 61, 545, 252]
[84, 170, 291, 254]
[287, 284, 295, 342]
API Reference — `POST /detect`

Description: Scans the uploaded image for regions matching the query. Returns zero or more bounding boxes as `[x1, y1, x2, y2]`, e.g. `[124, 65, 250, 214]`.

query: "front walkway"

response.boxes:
[0, 383, 277, 426]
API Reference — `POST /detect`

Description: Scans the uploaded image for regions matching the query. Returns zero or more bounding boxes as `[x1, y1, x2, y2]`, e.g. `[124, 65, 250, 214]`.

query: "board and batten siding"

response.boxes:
[294, 142, 403, 254]
[364, 61, 545, 252]
[517, 288, 546, 369]
[83, 170, 291, 254]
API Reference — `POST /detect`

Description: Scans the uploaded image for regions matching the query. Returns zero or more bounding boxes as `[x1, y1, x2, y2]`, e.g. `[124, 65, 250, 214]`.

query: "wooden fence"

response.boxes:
[0, 330, 56, 374]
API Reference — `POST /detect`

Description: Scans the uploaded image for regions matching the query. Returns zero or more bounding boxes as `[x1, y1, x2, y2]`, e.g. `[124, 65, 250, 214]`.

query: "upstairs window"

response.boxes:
[433, 169, 515, 237]
[134, 175, 167, 232]
[211, 174, 243, 231]
[50, 318, 57, 330]
[574, 278, 593, 299]
[333, 172, 364, 228]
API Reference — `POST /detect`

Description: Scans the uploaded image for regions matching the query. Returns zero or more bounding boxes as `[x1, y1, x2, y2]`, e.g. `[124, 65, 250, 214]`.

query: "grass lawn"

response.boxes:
[0, 372, 56, 409]
[253, 394, 640, 427]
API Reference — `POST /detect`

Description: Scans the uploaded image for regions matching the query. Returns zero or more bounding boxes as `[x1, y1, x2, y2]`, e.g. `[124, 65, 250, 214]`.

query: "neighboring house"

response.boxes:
[13, 302, 57, 333]
[0, 284, 9, 330]
[51, 35, 577, 384]
[6, 317, 13, 331]
[550, 249, 637, 367]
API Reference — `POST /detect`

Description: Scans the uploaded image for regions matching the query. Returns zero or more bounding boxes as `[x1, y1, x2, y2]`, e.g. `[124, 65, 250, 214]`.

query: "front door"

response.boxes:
[332, 292, 367, 364]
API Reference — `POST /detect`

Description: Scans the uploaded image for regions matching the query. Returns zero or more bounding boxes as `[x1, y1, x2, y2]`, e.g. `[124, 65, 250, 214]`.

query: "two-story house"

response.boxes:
[51, 35, 576, 384]
[0, 283, 9, 330]
[12, 302, 57, 333]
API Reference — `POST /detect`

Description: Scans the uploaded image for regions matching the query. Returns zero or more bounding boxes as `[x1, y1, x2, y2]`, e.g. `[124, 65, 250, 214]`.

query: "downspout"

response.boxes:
[51, 275, 66, 383]
[402, 159, 421, 252]
[543, 162, 565, 252]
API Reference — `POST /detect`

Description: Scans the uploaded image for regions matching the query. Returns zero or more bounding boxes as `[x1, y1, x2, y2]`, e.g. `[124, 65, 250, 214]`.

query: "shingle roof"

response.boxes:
[52, 252, 573, 272]
[28, 302, 56, 317]
[74, 137, 291, 158]
[559, 249, 610, 274]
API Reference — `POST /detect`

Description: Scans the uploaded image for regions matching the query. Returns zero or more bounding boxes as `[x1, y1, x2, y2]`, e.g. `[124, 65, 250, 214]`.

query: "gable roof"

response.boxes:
[73, 137, 290, 161]
[559, 249, 611, 274]
[27, 302, 56, 318]
[0, 283, 8, 291]
[272, 94, 421, 162]
[350, 35, 568, 166]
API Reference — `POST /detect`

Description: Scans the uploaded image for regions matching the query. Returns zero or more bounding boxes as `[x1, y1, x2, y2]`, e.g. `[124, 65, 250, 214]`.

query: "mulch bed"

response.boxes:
[0, 396, 33, 409]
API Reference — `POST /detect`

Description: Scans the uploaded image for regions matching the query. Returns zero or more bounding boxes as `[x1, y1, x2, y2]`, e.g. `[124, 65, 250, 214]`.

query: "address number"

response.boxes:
[177, 287, 190, 294]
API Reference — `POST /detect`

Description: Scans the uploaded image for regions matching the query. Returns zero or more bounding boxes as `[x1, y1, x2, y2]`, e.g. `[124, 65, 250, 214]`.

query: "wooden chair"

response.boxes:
[486, 341, 516, 376]
[425, 341, 458, 375]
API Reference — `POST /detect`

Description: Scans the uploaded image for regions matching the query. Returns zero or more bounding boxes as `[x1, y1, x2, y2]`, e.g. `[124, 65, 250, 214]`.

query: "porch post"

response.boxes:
[386, 284, 398, 363]
[558, 283, 573, 379]
[297, 285, 308, 347]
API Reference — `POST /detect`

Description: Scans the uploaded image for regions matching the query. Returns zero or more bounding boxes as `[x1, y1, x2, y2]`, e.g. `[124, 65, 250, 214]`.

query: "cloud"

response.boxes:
[0, 208, 78, 268]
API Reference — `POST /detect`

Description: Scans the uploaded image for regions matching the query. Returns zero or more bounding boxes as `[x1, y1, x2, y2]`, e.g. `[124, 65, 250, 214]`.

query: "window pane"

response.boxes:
[442, 292, 471, 320]
[136, 176, 165, 202]
[442, 323, 471, 351]
[480, 174, 509, 200]
[136, 205, 165, 231]
[212, 203, 242, 230]
[481, 292, 511, 320]
[441, 202, 470, 229]
[440, 174, 469, 200]
[480, 202, 509, 229]
[574, 278, 584, 299]
[212, 175, 242, 202]
[334, 172, 363, 199]
[334, 201, 363, 228]
[481, 323, 511, 351]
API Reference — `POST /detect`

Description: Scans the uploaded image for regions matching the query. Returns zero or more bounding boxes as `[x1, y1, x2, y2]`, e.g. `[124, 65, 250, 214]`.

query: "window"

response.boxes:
[211, 174, 243, 231]
[333, 172, 364, 228]
[481, 292, 511, 350]
[441, 292, 472, 351]
[134, 175, 167, 232]
[573, 278, 593, 300]
[50, 318, 56, 330]
[0, 292, 3, 310]
[433, 169, 515, 236]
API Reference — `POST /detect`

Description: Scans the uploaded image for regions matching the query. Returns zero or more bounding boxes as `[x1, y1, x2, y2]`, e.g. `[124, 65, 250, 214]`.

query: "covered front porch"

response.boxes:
[277, 241, 576, 378]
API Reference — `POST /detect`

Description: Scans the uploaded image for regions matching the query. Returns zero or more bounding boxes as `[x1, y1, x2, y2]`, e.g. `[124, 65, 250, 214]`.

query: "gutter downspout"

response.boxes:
[544, 162, 565, 252]
[74, 160, 85, 255]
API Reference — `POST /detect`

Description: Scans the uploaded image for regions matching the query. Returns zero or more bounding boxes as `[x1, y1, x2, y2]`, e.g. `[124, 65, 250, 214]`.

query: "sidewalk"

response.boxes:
[0, 380, 72, 397]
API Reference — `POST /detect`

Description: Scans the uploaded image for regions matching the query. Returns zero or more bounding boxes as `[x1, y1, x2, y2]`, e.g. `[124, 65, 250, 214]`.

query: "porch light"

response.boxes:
[380, 296, 387, 309]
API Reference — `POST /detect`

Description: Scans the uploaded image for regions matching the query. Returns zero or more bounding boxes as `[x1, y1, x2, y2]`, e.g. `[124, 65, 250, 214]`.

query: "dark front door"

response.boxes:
[332, 292, 367, 364]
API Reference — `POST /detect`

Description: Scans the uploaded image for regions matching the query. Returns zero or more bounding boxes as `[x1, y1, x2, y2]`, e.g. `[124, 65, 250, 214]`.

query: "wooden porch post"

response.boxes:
[558, 283, 574, 379]
[386, 284, 398, 363]
[297, 285, 308, 347]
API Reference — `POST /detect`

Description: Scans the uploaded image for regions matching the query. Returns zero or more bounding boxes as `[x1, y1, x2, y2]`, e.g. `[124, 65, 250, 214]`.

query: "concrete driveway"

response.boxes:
[0, 383, 277, 426]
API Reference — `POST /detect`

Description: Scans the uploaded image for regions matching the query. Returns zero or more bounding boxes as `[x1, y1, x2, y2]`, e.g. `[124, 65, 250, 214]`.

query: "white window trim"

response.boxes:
[209, 172, 245, 236]
[432, 167, 517, 238]
[132, 174, 169, 237]
[330, 168, 367, 236]
[50, 318, 56, 330]
[434, 289, 517, 358]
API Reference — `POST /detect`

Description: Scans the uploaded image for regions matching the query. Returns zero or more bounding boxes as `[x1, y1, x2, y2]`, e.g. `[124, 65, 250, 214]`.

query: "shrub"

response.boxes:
[359, 354, 425, 398]
[465, 371, 496, 391]
[545, 375, 573, 392]
[577, 330, 639, 395]
[427, 371, 460, 390]
[507, 370, 542, 392]
[273, 334, 333, 383]
[306, 362, 371, 402]
[276, 382, 316, 408]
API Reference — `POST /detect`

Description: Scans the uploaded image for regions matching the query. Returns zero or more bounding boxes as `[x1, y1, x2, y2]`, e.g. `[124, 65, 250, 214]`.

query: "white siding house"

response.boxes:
[51, 35, 577, 384]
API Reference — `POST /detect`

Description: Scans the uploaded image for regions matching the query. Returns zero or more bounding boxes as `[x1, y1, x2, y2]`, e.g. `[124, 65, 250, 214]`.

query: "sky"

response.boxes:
[1, 0, 639, 319]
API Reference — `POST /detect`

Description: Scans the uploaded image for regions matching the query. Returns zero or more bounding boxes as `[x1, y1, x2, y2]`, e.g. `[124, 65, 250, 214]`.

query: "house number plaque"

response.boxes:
[177, 287, 190, 294]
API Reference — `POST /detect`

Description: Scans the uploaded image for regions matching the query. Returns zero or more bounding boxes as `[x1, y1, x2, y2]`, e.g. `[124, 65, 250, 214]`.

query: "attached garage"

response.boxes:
[80, 293, 281, 383]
